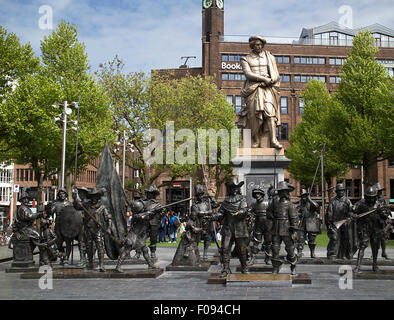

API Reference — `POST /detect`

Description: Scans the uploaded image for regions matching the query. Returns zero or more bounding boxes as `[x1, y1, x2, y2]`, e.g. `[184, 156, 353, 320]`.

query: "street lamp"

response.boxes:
[53, 101, 78, 190]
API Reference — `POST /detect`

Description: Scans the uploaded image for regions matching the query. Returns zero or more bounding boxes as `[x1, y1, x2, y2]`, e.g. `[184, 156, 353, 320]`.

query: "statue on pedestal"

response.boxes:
[353, 186, 391, 273]
[375, 182, 390, 259]
[296, 189, 321, 258]
[115, 199, 158, 273]
[77, 188, 112, 272]
[133, 185, 164, 261]
[237, 35, 282, 149]
[325, 183, 356, 260]
[267, 181, 298, 274]
[192, 184, 219, 261]
[248, 186, 272, 265]
[10, 190, 43, 267]
[171, 210, 203, 266]
[208, 179, 249, 277]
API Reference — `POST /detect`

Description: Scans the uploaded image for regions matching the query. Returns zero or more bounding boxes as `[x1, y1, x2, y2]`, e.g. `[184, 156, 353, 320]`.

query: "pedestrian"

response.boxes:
[159, 212, 169, 243]
[169, 212, 180, 243]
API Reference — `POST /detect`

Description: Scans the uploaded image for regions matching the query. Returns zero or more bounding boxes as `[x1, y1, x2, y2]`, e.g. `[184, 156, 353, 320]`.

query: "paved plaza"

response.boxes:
[1, 244, 394, 301]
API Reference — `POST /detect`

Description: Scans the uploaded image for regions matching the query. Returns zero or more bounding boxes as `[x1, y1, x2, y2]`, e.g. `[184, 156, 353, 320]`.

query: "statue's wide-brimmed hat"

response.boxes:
[20, 190, 30, 200]
[144, 185, 160, 196]
[335, 183, 345, 191]
[298, 189, 309, 197]
[194, 184, 205, 195]
[58, 188, 68, 195]
[249, 35, 267, 45]
[252, 187, 265, 198]
[365, 186, 378, 197]
[374, 182, 385, 191]
[276, 181, 295, 192]
[87, 188, 104, 198]
[225, 179, 244, 189]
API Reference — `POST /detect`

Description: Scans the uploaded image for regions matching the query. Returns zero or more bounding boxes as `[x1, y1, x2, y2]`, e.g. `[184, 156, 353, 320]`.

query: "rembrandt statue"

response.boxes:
[238, 35, 282, 149]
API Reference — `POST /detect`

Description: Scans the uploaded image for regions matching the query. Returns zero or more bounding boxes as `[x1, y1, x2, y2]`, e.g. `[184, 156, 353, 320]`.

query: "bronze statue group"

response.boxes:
[9, 179, 392, 278]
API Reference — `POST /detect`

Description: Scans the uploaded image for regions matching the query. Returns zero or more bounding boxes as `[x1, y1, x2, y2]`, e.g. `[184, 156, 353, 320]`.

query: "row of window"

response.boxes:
[222, 54, 351, 65]
[0, 169, 13, 184]
[228, 95, 306, 115]
[223, 73, 341, 84]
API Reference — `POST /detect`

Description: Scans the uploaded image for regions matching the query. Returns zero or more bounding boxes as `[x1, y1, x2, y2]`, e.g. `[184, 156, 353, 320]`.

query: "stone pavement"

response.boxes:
[0, 245, 393, 300]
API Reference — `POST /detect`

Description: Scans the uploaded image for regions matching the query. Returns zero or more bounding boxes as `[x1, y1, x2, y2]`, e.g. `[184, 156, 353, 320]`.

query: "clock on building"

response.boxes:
[203, 0, 212, 9]
[216, 0, 224, 9]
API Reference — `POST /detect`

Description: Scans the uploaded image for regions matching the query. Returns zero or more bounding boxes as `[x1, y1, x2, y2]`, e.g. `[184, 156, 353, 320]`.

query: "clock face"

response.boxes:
[203, 0, 212, 9]
[216, 0, 224, 9]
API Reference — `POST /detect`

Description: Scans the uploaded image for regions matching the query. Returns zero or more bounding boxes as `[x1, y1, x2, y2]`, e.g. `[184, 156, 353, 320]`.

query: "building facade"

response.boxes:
[154, 0, 394, 206]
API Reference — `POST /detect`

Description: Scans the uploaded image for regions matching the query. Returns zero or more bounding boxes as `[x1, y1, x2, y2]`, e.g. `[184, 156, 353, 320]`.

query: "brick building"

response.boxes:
[153, 0, 394, 209]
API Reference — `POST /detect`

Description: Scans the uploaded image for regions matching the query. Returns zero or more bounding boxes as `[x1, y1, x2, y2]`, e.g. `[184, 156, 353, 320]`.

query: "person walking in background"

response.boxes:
[169, 213, 180, 243]
[159, 212, 169, 243]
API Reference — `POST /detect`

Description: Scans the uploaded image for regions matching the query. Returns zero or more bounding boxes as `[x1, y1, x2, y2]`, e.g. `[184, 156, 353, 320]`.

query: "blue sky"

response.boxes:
[1, 0, 393, 75]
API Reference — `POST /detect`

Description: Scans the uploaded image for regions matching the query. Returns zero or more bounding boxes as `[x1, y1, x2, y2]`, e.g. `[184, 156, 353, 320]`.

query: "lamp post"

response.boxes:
[53, 101, 78, 190]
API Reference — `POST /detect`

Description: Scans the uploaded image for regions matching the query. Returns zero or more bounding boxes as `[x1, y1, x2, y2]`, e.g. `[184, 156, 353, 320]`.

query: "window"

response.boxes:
[280, 74, 290, 82]
[329, 76, 341, 84]
[294, 75, 326, 83]
[388, 157, 394, 167]
[226, 95, 233, 105]
[222, 54, 246, 62]
[221, 73, 245, 81]
[280, 123, 288, 140]
[280, 97, 288, 114]
[275, 56, 290, 64]
[345, 179, 353, 197]
[299, 98, 304, 114]
[329, 57, 346, 65]
[294, 56, 325, 64]
[134, 170, 139, 178]
[354, 179, 361, 198]
[235, 96, 242, 113]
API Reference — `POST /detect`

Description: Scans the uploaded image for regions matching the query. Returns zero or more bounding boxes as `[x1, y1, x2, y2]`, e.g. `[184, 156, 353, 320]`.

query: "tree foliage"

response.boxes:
[0, 22, 115, 193]
[326, 31, 394, 181]
[97, 60, 237, 197]
[286, 80, 349, 190]
[288, 31, 394, 190]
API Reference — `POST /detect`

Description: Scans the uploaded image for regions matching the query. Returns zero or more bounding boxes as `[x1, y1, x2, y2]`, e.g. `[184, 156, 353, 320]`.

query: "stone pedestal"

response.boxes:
[231, 148, 290, 205]
[11, 239, 35, 268]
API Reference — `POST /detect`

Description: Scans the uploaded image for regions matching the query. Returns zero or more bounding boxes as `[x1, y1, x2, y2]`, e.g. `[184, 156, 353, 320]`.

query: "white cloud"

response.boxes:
[1, 0, 393, 75]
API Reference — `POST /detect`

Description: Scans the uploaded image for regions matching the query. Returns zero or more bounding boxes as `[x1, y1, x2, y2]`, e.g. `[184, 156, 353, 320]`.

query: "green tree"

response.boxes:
[97, 59, 237, 198]
[149, 73, 237, 198]
[325, 31, 394, 184]
[0, 21, 115, 195]
[286, 80, 349, 192]
[0, 25, 39, 152]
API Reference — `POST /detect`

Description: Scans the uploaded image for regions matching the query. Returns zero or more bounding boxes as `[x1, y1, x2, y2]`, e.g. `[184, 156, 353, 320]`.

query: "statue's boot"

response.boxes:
[354, 249, 364, 273]
[381, 242, 388, 259]
[372, 260, 380, 273]
[203, 246, 209, 262]
[240, 255, 249, 274]
[143, 247, 157, 269]
[267, 118, 282, 149]
[264, 246, 272, 265]
[114, 256, 126, 273]
[84, 245, 94, 270]
[97, 249, 106, 272]
[288, 254, 298, 275]
[309, 244, 316, 259]
[271, 258, 283, 274]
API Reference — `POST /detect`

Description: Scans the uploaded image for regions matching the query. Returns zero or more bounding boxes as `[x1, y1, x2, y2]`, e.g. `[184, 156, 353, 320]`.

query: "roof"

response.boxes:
[299, 21, 394, 38]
